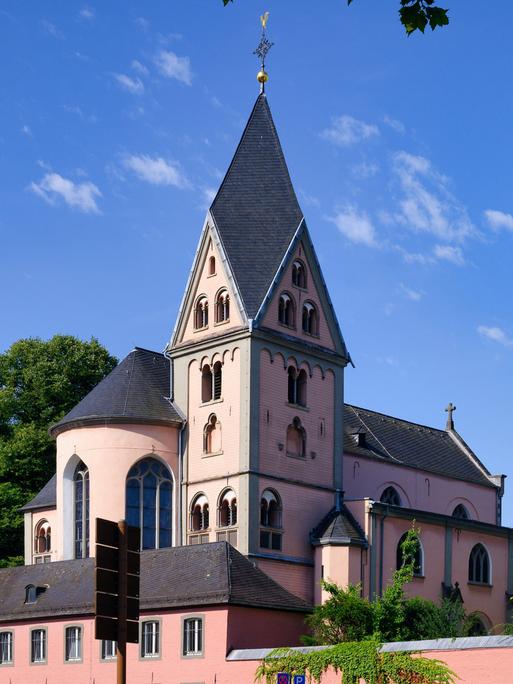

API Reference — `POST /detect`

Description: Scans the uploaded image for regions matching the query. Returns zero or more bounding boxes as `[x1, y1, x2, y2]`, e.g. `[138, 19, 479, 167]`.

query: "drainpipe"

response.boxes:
[378, 508, 387, 597]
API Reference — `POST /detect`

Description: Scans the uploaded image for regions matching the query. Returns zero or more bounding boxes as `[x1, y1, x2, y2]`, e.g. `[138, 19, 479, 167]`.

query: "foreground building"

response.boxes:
[1, 86, 512, 681]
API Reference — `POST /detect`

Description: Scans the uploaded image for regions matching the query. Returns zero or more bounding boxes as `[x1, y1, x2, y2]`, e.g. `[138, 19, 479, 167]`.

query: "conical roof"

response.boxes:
[210, 93, 304, 318]
[50, 348, 182, 436]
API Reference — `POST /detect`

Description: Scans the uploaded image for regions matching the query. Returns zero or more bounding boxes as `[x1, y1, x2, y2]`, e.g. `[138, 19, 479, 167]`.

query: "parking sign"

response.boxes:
[293, 676, 306, 684]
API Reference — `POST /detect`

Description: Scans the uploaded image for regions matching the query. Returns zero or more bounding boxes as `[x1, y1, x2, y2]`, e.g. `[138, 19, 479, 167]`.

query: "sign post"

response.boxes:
[95, 518, 140, 684]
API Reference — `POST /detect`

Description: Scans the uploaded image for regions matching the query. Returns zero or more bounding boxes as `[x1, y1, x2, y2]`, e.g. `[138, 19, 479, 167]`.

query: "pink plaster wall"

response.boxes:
[344, 452, 497, 523]
[180, 233, 244, 345]
[55, 424, 179, 560]
[261, 241, 336, 351]
[227, 606, 306, 650]
[257, 556, 314, 604]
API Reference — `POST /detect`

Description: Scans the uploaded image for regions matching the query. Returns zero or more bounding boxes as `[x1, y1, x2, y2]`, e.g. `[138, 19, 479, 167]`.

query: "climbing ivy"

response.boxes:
[255, 641, 456, 684]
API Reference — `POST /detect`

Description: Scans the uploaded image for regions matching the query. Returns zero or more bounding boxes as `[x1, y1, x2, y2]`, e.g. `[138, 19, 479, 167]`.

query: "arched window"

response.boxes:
[396, 532, 423, 576]
[287, 367, 307, 406]
[380, 486, 402, 506]
[302, 301, 318, 336]
[190, 494, 209, 532]
[260, 489, 282, 528]
[286, 417, 306, 458]
[453, 504, 470, 520]
[278, 293, 295, 327]
[34, 520, 51, 555]
[215, 290, 230, 323]
[213, 361, 222, 400]
[292, 259, 307, 289]
[204, 414, 221, 454]
[466, 614, 489, 636]
[201, 364, 213, 403]
[194, 296, 208, 330]
[218, 489, 237, 527]
[74, 461, 89, 559]
[208, 255, 216, 276]
[468, 543, 491, 584]
[126, 458, 173, 550]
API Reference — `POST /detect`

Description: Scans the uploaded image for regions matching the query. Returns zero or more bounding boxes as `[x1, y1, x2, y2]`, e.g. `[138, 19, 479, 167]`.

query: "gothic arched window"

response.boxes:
[34, 520, 51, 555]
[190, 494, 209, 532]
[302, 301, 318, 336]
[194, 296, 208, 330]
[380, 486, 402, 507]
[215, 290, 230, 323]
[218, 489, 237, 527]
[453, 504, 470, 520]
[287, 367, 307, 406]
[468, 543, 491, 584]
[278, 293, 295, 328]
[126, 458, 173, 550]
[286, 417, 306, 458]
[74, 461, 89, 559]
[396, 532, 423, 576]
[292, 259, 307, 289]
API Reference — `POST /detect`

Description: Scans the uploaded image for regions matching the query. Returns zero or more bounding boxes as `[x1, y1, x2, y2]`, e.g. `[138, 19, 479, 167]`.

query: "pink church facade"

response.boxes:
[1, 92, 512, 682]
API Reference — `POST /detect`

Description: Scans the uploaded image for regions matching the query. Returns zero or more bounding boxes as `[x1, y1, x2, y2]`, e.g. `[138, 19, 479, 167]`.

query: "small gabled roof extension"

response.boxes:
[311, 504, 367, 546]
[50, 347, 183, 437]
[20, 474, 56, 513]
[0, 542, 309, 622]
[344, 404, 498, 488]
[210, 93, 304, 319]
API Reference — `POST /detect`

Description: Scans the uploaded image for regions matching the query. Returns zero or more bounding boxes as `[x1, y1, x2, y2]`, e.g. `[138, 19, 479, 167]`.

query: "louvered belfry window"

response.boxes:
[213, 362, 222, 400]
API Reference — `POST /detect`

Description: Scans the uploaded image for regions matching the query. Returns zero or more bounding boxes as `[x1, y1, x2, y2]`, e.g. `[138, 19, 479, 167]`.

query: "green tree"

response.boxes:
[222, 0, 450, 36]
[0, 335, 117, 563]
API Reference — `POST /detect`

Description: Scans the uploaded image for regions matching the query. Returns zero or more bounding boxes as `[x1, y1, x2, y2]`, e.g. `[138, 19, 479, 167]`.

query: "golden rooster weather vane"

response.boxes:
[253, 11, 273, 93]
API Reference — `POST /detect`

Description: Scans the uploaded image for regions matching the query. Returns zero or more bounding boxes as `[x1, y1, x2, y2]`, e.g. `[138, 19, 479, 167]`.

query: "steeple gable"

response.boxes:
[210, 93, 303, 319]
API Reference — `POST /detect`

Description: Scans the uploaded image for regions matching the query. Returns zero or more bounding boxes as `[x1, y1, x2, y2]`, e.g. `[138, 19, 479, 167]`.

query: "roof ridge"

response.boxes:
[345, 403, 447, 435]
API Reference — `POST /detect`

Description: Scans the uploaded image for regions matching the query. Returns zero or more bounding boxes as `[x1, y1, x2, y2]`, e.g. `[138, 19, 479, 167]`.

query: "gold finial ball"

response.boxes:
[257, 69, 269, 84]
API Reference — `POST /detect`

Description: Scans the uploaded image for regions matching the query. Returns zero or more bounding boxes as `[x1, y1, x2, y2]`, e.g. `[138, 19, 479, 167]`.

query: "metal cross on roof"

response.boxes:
[253, 11, 273, 92]
[445, 402, 456, 430]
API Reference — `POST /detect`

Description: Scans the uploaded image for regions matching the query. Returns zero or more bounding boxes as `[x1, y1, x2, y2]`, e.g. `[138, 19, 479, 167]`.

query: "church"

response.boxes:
[1, 71, 512, 682]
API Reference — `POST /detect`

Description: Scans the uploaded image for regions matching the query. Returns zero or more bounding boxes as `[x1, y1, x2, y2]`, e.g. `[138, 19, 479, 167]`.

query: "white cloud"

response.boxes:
[41, 19, 64, 39]
[203, 187, 216, 205]
[383, 115, 405, 134]
[395, 246, 433, 265]
[30, 173, 101, 213]
[329, 206, 378, 247]
[21, 125, 32, 137]
[477, 325, 513, 347]
[399, 283, 423, 301]
[79, 6, 95, 21]
[135, 17, 150, 32]
[123, 154, 190, 189]
[392, 151, 475, 243]
[352, 161, 379, 179]
[320, 115, 379, 147]
[131, 60, 149, 76]
[155, 50, 192, 85]
[484, 209, 513, 232]
[114, 73, 144, 95]
[433, 244, 465, 266]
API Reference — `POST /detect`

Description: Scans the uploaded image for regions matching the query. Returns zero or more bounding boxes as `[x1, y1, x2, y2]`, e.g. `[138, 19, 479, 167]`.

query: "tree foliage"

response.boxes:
[222, 0, 449, 36]
[0, 336, 117, 563]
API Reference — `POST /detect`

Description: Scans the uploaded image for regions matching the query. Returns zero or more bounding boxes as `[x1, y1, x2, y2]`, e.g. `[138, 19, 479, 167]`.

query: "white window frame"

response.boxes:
[100, 639, 117, 661]
[0, 631, 13, 666]
[64, 624, 83, 663]
[30, 627, 46, 665]
[140, 619, 161, 660]
[182, 615, 204, 658]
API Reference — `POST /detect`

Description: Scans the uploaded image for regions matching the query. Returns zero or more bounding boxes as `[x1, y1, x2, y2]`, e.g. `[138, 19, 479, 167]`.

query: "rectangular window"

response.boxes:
[31, 629, 46, 664]
[183, 618, 203, 657]
[0, 631, 13, 665]
[101, 639, 117, 660]
[141, 621, 160, 658]
[260, 530, 282, 551]
[65, 626, 82, 662]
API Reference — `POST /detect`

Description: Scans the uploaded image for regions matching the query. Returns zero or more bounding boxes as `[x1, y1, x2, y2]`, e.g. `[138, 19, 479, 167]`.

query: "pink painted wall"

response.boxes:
[344, 452, 497, 523]
[227, 606, 306, 650]
[261, 240, 336, 351]
[55, 424, 179, 560]
[257, 556, 314, 604]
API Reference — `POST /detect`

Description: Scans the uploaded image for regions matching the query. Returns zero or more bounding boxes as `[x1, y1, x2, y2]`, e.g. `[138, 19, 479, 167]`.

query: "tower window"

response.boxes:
[287, 367, 307, 407]
[380, 486, 401, 506]
[215, 290, 230, 323]
[74, 461, 89, 559]
[286, 417, 306, 458]
[126, 458, 173, 550]
[278, 293, 295, 327]
[190, 494, 210, 531]
[204, 414, 221, 454]
[34, 520, 51, 556]
[194, 296, 209, 330]
[302, 301, 318, 336]
[213, 361, 222, 400]
[201, 364, 213, 403]
[468, 544, 491, 584]
[218, 489, 237, 527]
[208, 255, 216, 276]
[292, 259, 307, 288]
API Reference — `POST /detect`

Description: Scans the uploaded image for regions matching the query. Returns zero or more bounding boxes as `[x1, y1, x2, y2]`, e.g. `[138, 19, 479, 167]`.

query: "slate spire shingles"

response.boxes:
[210, 93, 304, 319]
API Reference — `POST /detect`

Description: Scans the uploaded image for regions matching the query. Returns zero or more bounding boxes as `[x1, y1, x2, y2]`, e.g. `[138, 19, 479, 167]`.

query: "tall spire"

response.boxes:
[253, 11, 273, 93]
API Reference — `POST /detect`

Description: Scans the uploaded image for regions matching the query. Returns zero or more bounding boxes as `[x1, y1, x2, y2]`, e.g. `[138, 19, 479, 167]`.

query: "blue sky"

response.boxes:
[1, 2, 513, 522]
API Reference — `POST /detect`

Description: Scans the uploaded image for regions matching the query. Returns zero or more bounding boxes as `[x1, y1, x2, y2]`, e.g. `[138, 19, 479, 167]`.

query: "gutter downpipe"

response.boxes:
[379, 507, 387, 597]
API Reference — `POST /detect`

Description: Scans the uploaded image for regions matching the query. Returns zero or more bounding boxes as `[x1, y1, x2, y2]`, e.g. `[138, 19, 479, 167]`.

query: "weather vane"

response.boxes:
[253, 11, 273, 92]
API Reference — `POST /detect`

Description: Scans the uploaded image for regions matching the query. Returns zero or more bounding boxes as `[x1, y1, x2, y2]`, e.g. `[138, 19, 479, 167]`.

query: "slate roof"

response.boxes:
[50, 348, 183, 436]
[210, 93, 304, 319]
[0, 542, 310, 622]
[311, 505, 367, 546]
[344, 404, 496, 488]
[20, 474, 56, 513]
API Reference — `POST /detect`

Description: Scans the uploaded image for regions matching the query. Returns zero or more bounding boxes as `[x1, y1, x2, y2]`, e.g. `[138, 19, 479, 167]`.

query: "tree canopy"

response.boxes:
[0, 335, 117, 565]
[222, 0, 450, 36]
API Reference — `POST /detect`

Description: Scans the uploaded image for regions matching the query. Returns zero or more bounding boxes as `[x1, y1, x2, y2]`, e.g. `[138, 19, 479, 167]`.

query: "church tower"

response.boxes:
[168, 93, 350, 601]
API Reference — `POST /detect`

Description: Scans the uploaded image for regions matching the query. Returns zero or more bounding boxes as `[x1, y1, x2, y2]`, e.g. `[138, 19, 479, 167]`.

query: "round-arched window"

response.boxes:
[218, 489, 237, 527]
[380, 486, 402, 506]
[452, 504, 470, 520]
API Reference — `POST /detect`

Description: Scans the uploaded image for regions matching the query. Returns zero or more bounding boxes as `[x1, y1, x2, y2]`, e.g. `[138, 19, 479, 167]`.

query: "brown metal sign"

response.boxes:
[96, 518, 119, 548]
[95, 616, 139, 644]
[96, 592, 139, 621]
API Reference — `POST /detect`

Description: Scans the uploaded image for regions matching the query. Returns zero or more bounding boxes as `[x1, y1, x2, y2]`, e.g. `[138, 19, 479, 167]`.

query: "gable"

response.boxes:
[171, 220, 246, 347]
[257, 224, 348, 358]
